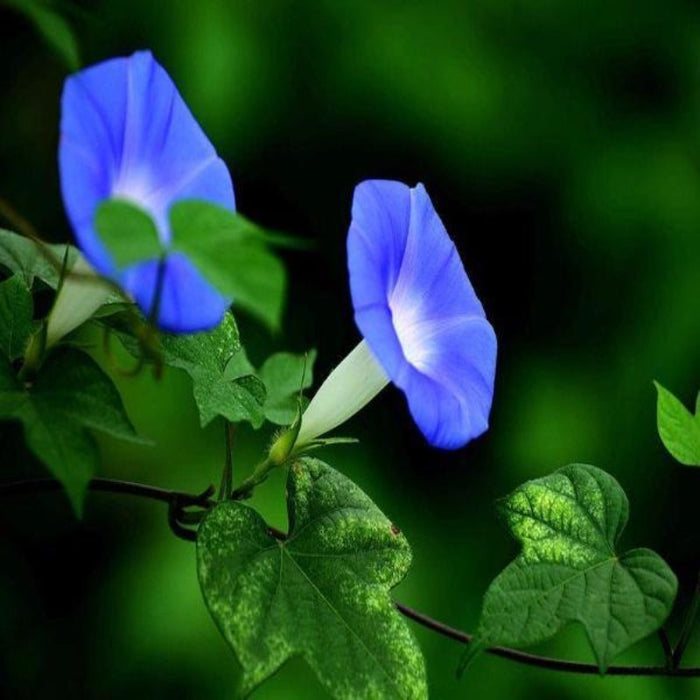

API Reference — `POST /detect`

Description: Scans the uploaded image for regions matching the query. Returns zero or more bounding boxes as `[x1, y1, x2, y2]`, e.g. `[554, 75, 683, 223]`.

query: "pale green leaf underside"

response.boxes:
[655, 381, 700, 466]
[468, 464, 677, 673]
[197, 457, 427, 699]
[0, 348, 141, 515]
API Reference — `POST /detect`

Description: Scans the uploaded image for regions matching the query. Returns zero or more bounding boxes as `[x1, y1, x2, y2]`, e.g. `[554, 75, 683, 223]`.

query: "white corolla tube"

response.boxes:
[46, 255, 112, 347]
[295, 339, 390, 448]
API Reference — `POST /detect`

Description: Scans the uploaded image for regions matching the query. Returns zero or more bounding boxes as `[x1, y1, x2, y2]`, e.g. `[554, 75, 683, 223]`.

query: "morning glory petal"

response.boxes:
[348, 180, 411, 304]
[392, 184, 486, 325]
[348, 180, 497, 449]
[122, 253, 231, 333]
[400, 317, 496, 448]
[59, 50, 235, 332]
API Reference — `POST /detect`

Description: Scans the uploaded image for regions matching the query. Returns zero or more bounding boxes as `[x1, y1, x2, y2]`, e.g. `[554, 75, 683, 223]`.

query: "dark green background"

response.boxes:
[1, 0, 699, 697]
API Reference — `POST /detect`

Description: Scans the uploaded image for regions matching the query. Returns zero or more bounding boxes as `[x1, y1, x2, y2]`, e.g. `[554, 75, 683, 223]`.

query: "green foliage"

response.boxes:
[169, 200, 286, 332]
[197, 457, 427, 699]
[223, 345, 256, 378]
[87, 199, 289, 331]
[654, 381, 700, 467]
[463, 464, 677, 674]
[4, 0, 80, 71]
[94, 199, 163, 269]
[226, 349, 316, 425]
[115, 311, 266, 428]
[0, 228, 77, 289]
[0, 275, 34, 360]
[0, 348, 141, 514]
[0, 229, 124, 344]
[160, 320, 266, 429]
[258, 350, 316, 424]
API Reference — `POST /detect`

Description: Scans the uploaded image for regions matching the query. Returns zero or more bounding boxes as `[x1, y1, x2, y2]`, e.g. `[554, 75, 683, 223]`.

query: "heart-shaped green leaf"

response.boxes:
[197, 457, 427, 698]
[463, 464, 677, 673]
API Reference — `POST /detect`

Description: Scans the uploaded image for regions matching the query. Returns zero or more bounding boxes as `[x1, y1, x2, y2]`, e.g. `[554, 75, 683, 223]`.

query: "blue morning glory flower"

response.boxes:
[296, 180, 497, 450]
[58, 50, 235, 332]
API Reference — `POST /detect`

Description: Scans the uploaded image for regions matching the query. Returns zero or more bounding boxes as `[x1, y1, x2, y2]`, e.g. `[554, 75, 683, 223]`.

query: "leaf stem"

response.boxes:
[658, 628, 674, 670]
[219, 421, 235, 500]
[673, 572, 700, 669]
[1, 476, 700, 678]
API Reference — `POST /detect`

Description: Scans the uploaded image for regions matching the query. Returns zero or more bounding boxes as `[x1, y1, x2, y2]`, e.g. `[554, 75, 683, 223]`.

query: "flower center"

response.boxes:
[390, 301, 430, 371]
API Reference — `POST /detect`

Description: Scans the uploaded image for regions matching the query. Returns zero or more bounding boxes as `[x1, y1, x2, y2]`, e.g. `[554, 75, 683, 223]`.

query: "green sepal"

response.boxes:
[268, 404, 302, 466]
[294, 436, 359, 455]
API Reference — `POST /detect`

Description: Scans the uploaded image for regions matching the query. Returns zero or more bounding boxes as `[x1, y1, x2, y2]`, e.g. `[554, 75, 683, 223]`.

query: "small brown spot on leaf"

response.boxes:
[390, 524, 401, 536]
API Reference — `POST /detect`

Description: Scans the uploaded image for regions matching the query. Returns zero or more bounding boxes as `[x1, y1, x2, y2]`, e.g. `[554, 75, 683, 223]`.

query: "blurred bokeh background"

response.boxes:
[1, 0, 700, 697]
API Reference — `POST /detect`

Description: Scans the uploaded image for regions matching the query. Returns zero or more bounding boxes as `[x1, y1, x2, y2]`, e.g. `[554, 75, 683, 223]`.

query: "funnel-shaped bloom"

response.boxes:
[58, 50, 234, 332]
[297, 180, 496, 450]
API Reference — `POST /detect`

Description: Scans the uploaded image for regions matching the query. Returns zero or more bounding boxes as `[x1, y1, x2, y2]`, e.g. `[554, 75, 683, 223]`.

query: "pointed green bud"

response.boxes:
[268, 403, 302, 466]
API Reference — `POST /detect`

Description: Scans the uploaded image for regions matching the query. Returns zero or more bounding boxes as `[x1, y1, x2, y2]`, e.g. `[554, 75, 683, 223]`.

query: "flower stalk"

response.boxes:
[230, 455, 276, 500]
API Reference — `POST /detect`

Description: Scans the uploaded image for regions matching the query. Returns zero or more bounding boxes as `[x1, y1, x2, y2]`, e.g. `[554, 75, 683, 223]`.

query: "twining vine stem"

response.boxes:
[394, 603, 699, 678]
[1, 476, 699, 679]
[219, 422, 235, 501]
